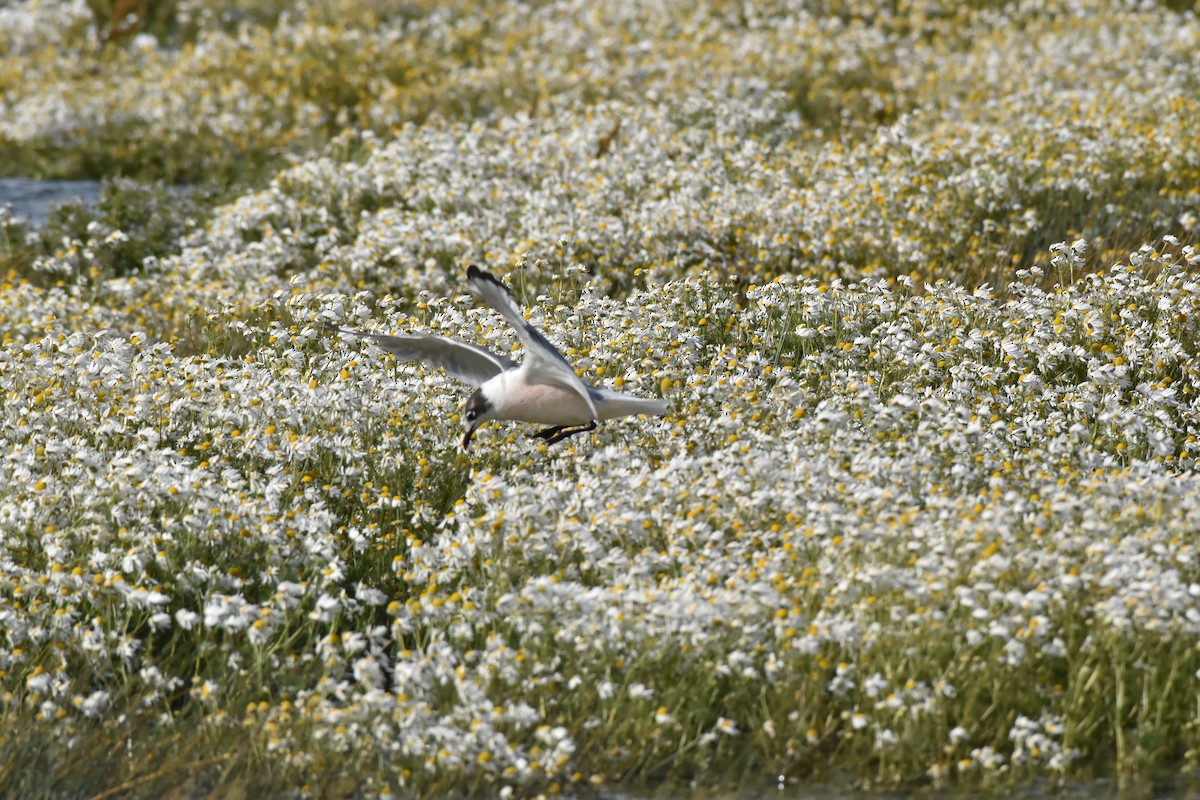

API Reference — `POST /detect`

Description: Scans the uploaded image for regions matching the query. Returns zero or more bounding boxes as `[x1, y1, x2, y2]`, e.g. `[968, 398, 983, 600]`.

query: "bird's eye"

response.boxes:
[466, 410, 476, 421]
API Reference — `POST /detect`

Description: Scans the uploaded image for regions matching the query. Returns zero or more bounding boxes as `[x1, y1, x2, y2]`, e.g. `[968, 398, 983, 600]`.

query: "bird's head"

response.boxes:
[461, 388, 495, 449]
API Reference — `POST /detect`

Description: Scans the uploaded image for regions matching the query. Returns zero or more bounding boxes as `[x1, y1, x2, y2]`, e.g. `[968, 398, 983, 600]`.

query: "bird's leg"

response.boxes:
[533, 420, 598, 445]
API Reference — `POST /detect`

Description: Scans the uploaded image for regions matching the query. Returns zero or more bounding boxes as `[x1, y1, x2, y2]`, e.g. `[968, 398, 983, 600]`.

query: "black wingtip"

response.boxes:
[467, 263, 498, 284]
[466, 263, 505, 289]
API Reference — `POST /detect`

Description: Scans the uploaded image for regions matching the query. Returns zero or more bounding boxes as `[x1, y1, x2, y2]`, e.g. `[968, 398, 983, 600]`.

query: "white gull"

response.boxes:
[327, 265, 669, 448]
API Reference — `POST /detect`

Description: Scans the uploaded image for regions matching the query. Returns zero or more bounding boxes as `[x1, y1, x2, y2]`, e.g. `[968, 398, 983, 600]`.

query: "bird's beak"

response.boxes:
[461, 423, 480, 450]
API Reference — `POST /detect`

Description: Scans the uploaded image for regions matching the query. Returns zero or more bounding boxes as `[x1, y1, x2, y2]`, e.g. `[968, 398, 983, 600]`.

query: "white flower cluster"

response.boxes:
[1010, 713, 1080, 773]
[3, 0, 1200, 794]
[3, 0, 1199, 287]
[5, 236, 1200, 791]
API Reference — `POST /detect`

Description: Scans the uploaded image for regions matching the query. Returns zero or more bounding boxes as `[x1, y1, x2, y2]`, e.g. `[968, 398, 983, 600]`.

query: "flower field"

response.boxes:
[3, 0, 1200, 797]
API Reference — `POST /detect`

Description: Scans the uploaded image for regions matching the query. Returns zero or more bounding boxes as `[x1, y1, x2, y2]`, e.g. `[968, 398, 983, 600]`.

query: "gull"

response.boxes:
[326, 265, 669, 449]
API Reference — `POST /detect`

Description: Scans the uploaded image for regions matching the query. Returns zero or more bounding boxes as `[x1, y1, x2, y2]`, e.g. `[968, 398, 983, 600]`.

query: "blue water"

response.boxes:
[0, 177, 102, 227]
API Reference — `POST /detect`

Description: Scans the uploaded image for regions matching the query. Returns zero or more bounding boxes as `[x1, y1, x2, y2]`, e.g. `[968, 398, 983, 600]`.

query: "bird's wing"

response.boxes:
[466, 265, 598, 418]
[326, 324, 515, 388]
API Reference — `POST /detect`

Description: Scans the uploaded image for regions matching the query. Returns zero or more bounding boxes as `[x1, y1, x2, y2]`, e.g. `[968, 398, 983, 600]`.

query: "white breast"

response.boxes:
[488, 370, 595, 425]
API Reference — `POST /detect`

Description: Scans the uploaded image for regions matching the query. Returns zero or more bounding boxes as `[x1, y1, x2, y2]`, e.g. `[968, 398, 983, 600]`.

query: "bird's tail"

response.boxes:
[592, 388, 671, 420]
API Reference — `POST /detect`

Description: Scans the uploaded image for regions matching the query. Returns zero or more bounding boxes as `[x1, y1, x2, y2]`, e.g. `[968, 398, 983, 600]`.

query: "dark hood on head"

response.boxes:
[465, 388, 491, 419]
[461, 389, 492, 449]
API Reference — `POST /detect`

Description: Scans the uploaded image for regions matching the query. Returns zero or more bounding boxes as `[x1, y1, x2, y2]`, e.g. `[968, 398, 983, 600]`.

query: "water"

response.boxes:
[0, 177, 103, 227]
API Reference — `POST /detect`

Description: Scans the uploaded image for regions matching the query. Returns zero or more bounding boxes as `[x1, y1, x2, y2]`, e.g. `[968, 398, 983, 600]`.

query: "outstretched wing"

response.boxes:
[466, 265, 598, 418]
[326, 324, 515, 388]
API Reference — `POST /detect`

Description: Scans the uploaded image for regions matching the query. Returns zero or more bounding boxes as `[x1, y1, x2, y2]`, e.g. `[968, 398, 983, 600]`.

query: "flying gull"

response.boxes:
[327, 265, 669, 448]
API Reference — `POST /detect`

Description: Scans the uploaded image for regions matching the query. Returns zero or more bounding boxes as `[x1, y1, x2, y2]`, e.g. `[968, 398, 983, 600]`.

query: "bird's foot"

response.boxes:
[532, 421, 597, 445]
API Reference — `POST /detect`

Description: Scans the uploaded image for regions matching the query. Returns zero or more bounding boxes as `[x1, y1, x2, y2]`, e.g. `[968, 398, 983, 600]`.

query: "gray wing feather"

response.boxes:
[326, 324, 515, 388]
[466, 265, 599, 418]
